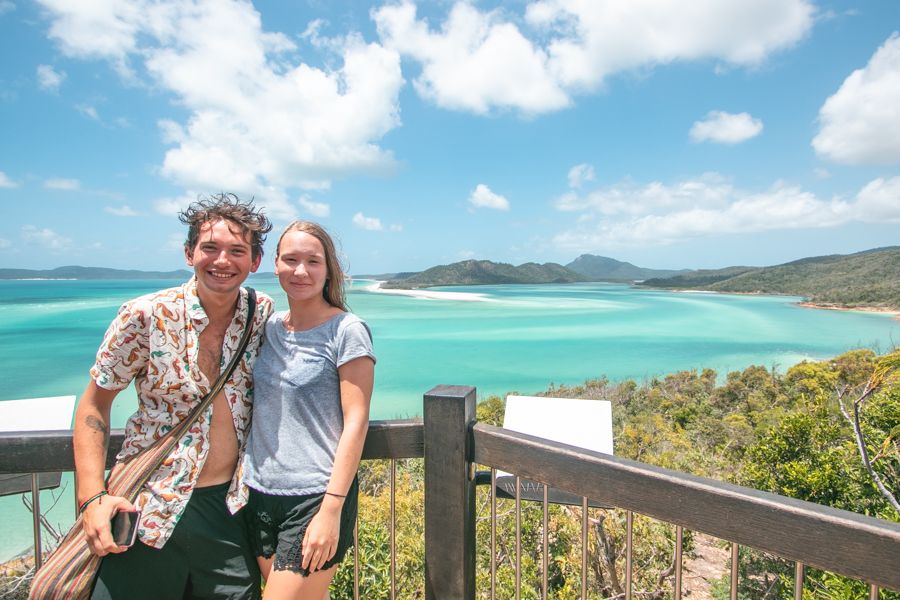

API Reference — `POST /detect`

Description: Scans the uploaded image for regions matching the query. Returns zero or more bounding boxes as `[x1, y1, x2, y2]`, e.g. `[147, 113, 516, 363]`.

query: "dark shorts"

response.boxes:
[91, 482, 261, 600]
[246, 478, 358, 576]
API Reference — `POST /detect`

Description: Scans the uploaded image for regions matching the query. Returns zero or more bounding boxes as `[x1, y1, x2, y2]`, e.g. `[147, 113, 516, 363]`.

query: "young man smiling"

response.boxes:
[72, 193, 274, 599]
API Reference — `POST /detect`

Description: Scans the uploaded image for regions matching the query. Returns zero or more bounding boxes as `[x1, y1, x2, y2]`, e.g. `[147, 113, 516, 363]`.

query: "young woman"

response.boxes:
[242, 221, 375, 599]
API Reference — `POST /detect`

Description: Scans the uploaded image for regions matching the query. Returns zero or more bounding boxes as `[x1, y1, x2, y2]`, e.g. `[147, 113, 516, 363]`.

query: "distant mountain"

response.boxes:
[639, 247, 900, 309]
[566, 254, 690, 281]
[381, 260, 589, 289]
[0, 266, 193, 280]
[354, 271, 421, 281]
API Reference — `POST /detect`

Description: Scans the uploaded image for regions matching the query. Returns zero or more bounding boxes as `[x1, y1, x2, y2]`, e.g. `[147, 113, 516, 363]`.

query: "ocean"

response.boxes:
[1, 278, 897, 560]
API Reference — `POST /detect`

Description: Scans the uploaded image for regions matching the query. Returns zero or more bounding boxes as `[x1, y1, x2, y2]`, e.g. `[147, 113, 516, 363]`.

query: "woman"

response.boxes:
[243, 221, 375, 599]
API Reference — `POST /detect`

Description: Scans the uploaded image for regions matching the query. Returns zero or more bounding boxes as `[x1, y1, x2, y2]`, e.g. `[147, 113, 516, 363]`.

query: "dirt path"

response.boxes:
[682, 533, 729, 599]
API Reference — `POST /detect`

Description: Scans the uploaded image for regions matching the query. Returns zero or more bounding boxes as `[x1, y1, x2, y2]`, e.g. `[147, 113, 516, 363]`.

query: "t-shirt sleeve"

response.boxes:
[336, 318, 376, 368]
[89, 299, 150, 391]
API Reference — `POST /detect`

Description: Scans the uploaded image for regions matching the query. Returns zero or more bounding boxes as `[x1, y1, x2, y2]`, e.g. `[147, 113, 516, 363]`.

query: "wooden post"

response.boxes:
[424, 385, 477, 600]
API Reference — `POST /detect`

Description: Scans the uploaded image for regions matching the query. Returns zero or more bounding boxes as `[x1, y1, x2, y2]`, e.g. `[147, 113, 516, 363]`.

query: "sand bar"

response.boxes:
[363, 281, 493, 302]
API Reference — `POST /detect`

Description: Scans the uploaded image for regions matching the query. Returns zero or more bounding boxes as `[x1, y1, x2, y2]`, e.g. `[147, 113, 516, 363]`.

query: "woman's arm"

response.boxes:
[301, 355, 374, 572]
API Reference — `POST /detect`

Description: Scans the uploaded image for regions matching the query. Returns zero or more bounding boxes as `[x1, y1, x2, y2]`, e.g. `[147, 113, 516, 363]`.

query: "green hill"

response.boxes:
[566, 254, 689, 281]
[0, 266, 193, 280]
[382, 260, 588, 289]
[640, 247, 900, 309]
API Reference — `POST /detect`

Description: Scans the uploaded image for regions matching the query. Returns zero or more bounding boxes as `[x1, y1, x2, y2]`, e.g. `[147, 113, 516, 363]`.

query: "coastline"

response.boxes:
[362, 281, 493, 302]
[646, 286, 900, 319]
[797, 301, 900, 319]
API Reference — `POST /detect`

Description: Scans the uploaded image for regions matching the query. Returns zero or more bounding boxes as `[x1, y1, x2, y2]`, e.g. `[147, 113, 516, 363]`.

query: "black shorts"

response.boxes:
[91, 482, 261, 600]
[246, 478, 358, 576]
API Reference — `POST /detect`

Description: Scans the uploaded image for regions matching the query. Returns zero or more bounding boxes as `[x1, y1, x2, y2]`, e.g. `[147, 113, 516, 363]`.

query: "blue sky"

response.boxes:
[1, 0, 898, 275]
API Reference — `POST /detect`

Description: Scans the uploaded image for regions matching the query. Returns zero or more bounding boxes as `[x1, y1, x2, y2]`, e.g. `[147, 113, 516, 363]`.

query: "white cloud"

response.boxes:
[469, 183, 510, 211]
[105, 205, 142, 217]
[76, 103, 100, 121]
[0, 238, 11, 249]
[44, 178, 80, 190]
[36, 64, 66, 92]
[298, 196, 331, 218]
[812, 33, 900, 165]
[567, 163, 595, 189]
[551, 173, 897, 251]
[374, 0, 813, 115]
[21, 225, 72, 251]
[0, 1, 15, 17]
[0, 171, 18, 188]
[38, 0, 404, 213]
[689, 111, 763, 144]
[854, 176, 900, 223]
[373, 1, 569, 115]
[353, 212, 384, 231]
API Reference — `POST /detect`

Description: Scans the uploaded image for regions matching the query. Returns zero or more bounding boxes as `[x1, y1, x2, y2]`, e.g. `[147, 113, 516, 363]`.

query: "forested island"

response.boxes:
[639, 246, 900, 310]
[380, 246, 899, 311]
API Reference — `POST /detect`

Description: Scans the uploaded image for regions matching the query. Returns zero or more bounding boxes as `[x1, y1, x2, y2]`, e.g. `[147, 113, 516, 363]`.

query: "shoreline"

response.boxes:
[647, 286, 899, 319]
[363, 281, 493, 302]
[796, 301, 900, 319]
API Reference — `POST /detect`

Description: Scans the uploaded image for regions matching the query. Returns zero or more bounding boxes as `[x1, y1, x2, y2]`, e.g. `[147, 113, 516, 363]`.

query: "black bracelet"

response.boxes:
[324, 491, 346, 499]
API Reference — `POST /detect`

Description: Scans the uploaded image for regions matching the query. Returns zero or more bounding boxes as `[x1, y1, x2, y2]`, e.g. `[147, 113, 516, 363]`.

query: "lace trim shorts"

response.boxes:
[246, 478, 358, 576]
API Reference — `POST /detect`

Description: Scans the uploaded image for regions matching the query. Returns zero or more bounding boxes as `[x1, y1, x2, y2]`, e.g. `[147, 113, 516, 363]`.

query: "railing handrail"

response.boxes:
[0, 419, 424, 474]
[472, 421, 900, 591]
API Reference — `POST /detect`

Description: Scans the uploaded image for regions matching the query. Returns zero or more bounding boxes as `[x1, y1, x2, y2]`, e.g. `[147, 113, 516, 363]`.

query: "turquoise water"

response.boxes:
[1, 279, 897, 560]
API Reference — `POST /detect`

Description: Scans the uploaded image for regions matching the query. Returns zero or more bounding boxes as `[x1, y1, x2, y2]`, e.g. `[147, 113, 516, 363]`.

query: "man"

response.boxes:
[73, 193, 274, 599]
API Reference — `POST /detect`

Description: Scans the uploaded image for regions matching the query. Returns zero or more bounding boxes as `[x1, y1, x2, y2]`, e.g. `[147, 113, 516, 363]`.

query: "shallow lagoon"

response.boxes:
[1, 279, 897, 559]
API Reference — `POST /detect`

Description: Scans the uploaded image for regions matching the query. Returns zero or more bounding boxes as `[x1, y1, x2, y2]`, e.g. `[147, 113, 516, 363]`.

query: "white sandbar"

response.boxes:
[363, 281, 492, 302]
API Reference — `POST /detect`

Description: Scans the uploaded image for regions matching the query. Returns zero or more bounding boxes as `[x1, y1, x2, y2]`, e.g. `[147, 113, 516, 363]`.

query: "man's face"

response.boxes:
[185, 219, 260, 298]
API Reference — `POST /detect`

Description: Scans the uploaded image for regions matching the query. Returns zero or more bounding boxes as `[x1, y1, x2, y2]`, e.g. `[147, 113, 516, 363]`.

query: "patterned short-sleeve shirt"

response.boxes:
[90, 277, 273, 549]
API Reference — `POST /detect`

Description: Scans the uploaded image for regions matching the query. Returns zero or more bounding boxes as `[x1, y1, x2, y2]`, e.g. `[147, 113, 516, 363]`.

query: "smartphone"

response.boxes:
[110, 510, 141, 548]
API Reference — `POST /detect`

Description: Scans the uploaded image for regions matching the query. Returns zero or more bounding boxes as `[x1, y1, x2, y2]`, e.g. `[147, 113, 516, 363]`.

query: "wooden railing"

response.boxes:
[2, 385, 899, 598]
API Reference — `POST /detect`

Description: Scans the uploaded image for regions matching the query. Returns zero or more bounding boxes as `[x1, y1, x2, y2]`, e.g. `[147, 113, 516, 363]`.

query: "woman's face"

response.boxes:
[275, 230, 329, 303]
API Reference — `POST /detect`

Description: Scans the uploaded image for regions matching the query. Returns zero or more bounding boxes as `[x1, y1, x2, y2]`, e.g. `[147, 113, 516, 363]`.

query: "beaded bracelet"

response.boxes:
[78, 490, 108, 514]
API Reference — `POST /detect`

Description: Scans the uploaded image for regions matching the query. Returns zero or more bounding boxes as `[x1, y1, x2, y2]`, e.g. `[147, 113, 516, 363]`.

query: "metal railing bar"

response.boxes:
[581, 497, 588, 600]
[31, 473, 42, 569]
[542, 484, 548, 600]
[353, 518, 359, 600]
[515, 475, 521, 600]
[491, 468, 496, 600]
[472, 423, 900, 590]
[674, 525, 683, 600]
[390, 459, 396, 600]
[794, 562, 804, 600]
[730, 543, 739, 600]
[626, 510, 633, 600]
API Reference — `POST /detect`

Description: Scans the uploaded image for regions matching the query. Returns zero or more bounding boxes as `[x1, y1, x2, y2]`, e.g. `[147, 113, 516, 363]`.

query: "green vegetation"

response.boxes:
[381, 259, 588, 288]
[330, 349, 899, 599]
[565, 253, 689, 281]
[640, 246, 900, 310]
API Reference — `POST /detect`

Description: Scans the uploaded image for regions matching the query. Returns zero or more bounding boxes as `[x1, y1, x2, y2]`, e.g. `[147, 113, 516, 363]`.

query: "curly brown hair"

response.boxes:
[179, 193, 272, 261]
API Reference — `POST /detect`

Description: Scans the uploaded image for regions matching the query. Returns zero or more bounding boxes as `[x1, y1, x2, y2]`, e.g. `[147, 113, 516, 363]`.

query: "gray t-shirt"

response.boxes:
[243, 311, 375, 495]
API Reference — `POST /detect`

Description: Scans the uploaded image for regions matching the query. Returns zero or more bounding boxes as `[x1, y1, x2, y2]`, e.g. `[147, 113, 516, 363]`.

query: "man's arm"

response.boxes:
[73, 381, 134, 556]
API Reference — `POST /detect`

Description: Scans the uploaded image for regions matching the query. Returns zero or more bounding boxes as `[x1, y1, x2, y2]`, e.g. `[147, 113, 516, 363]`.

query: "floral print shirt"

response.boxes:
[90, 277, 273, 548]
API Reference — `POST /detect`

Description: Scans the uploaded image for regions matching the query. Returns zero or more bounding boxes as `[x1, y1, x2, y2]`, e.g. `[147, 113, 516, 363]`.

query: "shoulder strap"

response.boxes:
[115, 287, 258, 473]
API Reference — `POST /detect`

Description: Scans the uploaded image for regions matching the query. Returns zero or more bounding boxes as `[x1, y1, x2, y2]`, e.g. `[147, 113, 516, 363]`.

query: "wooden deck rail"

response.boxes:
[2, 386, 899, 597]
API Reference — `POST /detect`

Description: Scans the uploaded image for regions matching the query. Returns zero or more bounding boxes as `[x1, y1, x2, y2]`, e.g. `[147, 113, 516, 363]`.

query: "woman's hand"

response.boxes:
[82, 494, 136, 556]
[301, 495, 343, 572]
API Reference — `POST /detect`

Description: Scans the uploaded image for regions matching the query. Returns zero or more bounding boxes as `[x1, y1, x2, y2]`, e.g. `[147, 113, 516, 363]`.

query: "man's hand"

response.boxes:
[81, 494, 136, 556]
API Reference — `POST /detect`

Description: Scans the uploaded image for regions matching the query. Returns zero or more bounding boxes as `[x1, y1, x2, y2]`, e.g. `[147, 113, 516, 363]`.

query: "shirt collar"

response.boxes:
[183, 276, 250, 327]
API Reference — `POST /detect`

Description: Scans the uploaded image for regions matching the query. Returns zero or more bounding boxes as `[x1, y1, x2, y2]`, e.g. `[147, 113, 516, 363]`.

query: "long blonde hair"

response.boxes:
[276, 220, 347, 311]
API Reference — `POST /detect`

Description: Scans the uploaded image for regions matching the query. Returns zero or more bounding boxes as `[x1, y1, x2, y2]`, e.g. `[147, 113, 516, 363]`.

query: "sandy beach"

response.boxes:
[362, 281, 493, 302]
